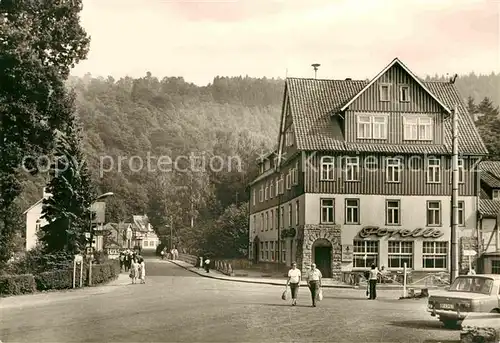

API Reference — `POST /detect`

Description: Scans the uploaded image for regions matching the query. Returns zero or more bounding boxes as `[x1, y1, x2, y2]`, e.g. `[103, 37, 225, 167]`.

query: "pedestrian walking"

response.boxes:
[160, 250, 165, 260]
[286, 262, 301, 306]
[198, 256, 203, 269]
[119, 253, 125, 272]
[139, 259, 146, 284]
[306, 263, 322, 307]
[129, 258, 139, 284]
[368, 264, 380, 299]
[204, 257, 210, 273]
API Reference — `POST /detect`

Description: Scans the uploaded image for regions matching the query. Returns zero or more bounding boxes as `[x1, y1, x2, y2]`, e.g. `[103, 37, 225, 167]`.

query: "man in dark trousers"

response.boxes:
[204, 256, 210, 273]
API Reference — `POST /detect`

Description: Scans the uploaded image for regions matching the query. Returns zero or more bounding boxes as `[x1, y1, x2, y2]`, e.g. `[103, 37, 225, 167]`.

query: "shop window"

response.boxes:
[388, 241, 413, 268]
[353, 240, 379, 268]
[492, 260, 500, 274]
[422, 242, 447, 269]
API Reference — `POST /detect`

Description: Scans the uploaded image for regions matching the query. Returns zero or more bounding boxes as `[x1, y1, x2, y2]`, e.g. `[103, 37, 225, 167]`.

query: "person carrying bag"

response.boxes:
[286, 262, 301, 306]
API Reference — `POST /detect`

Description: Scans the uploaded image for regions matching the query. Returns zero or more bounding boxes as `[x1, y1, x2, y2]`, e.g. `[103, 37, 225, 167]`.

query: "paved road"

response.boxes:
[0, 260, 459, 343]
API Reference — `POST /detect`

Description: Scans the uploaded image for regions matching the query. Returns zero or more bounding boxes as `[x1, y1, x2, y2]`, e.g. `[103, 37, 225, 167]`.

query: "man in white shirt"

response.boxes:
[286, 262, 301, 306]
[306, 263, 322, 307]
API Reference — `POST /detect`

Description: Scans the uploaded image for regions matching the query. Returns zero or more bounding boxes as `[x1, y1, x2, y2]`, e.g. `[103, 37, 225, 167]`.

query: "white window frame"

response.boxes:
[493, 189, 500, 200]
[281, 240, 286, 263]
[345, 198, 359, 224]
[427, 201, 441, 226]
[264, 183, 268, 200]
[320, 156, 335, 181]
[399, 85, 410, 102]
[357, 115, 388, 139]
[379, 84, 390, 102]
[288, 203, 292, 227]
[260, 213, 264, 232]
[270, 209, 274, 230]
[450, 158, 465, 184]
[294, 163, 299, 185]
[320, 198, 335, 224]
[422, 242, 447, 269]
[353, 240, 379, 268]
[252, 189, 256, 206]
[265, 212, 268, 231]
[386, 158, 401, 183]
[388, 241, 413, 269]
[279, 176, 284, 194]
[259, 187, 264, 202]
[280, 206, 285, 228]
[345, 157, 359, 181]
[265, 241, 269, 260]
[275, 177, 279, 197]
[372, 116, 388, 139]
[403, 116, 433, 141]
[357, 115, 372, 139]
[386, 200, 400, 225]
[285, 128, 294, 146]
[427, 158, 441, 183]
[458, 201, 465, 226]
[295, 200, 299, 226]
[286, 172, 291, 190]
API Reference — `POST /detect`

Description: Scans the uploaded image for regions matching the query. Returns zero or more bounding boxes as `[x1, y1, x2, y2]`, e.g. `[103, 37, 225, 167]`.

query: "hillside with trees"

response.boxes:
[15, 71, 500, 257]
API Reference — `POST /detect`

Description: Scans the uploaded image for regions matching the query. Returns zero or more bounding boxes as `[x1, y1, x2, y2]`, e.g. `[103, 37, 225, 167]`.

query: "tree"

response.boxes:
[0, 0, 90, 263]
[202, 202, 249, 258]
[39, 111, 96, 255]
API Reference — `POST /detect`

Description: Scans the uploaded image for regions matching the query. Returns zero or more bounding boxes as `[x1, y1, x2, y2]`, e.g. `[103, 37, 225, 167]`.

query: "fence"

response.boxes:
[177, 253, 235, 276]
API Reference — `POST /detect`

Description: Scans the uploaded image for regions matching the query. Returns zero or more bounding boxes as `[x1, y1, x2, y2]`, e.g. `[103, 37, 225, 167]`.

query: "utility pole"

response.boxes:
[451, 105, 459, 283]
[170, 215, 174, 251]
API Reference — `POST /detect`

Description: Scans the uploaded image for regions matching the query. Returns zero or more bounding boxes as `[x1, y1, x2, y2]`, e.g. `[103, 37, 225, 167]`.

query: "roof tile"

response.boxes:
[479, 199, 500, 217]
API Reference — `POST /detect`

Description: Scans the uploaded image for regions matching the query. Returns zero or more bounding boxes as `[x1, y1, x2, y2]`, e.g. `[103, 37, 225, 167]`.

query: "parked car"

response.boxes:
[427, 274, 500, 328]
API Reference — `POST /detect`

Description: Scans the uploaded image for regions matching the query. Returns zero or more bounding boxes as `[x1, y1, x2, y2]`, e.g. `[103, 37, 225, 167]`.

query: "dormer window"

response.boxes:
[400, 86, 410, 102]
[493, 189, 500, 201]
[379, 84, 390, 102]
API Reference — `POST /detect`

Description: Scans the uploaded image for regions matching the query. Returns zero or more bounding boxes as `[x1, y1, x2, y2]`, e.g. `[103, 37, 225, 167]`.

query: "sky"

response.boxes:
[71, 0, 500, 86]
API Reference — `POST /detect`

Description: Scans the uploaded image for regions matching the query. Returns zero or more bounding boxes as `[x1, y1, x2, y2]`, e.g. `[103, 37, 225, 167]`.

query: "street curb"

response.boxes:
[169, 260, 356, 289]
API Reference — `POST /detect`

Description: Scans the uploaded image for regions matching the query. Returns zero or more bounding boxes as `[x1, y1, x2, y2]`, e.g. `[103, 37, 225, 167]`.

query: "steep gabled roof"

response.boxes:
[285, 77, 487, 155]
[340, 58, 451, 114]
[480, 161, 500, 188]
[479, 199, 500, 218]
[23, 198, 43, 215]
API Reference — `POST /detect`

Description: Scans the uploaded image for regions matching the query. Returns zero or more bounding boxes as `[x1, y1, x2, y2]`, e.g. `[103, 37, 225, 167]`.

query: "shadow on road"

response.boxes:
[389, 319, 452, 331]
[236, 303, 312, 308]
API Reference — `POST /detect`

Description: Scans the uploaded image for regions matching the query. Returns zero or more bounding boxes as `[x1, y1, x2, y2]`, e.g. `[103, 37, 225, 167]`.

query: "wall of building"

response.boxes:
[249, 194, 305, 265]
[304, 193, 476, 272]
[25, 203, 47, 251]
[480, 218, 500, 253]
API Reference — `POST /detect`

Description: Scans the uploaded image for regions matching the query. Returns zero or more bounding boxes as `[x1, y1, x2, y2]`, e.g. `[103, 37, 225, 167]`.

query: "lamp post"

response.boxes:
[88, 192, 114, 286]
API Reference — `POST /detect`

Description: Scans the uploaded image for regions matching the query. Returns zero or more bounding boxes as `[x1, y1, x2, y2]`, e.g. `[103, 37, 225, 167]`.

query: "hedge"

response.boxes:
[0, 260, 121, 296]
[0, 274, 37, 295]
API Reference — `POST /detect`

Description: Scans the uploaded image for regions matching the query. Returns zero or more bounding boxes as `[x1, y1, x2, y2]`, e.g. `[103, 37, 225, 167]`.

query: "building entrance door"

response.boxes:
[312, 238, 332, 278]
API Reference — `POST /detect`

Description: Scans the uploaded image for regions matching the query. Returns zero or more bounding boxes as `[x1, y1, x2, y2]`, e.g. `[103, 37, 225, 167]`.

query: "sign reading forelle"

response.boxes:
[358, 226, 444, 239]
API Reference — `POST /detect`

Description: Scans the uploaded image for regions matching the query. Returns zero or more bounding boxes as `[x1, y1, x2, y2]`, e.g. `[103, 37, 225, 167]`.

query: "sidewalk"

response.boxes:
[168, 259, 441, 290]
[169, 259, 354, 288]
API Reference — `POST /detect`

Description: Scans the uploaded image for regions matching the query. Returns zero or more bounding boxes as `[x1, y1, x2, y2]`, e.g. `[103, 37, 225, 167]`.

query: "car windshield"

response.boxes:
[449, 277, 493, 295]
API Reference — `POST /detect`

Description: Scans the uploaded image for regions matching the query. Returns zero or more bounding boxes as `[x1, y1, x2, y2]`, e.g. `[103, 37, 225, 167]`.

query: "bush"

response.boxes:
[0, 274, 37, 296]
[90, 260, 120, 285]
[35, 269, 74, 291]
[7, 247, 72, 275]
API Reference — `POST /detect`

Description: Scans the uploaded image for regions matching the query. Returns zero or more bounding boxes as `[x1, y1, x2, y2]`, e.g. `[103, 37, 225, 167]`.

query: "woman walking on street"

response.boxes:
[139, 258, 146, 284]
[130, 258, 139, 284]
[368, 264, 380, 299]
[286, 262, 301, 306]
[306, 263, 322, 307]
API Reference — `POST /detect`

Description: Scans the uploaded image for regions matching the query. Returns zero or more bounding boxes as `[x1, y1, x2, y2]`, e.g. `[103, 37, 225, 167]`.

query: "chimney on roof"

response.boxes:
[345, 78, 352, 81]
[311, 63, 320, 79]
[450, 74, 458, 84]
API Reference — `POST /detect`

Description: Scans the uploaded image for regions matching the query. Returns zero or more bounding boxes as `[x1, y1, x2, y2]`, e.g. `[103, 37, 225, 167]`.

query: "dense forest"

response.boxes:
[14, 71, 500, 256]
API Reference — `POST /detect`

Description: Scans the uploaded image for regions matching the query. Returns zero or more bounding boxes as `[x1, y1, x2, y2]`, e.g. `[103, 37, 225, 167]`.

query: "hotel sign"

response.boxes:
[358, 226, 444, 239]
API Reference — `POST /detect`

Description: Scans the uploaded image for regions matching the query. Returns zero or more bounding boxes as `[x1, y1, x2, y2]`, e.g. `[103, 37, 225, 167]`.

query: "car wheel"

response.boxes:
[440, 319, 460, 329]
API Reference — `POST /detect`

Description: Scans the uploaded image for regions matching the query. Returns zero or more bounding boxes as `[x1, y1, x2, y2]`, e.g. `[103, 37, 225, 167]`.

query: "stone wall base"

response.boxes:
[297, 224, 342, 282]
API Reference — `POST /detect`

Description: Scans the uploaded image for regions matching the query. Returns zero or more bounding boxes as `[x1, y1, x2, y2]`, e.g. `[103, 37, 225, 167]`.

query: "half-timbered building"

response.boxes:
[248, 58, 488, 281]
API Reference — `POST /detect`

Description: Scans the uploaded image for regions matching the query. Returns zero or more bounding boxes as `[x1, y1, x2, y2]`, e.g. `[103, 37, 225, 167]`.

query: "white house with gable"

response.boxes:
[24, 188, 51, 251]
